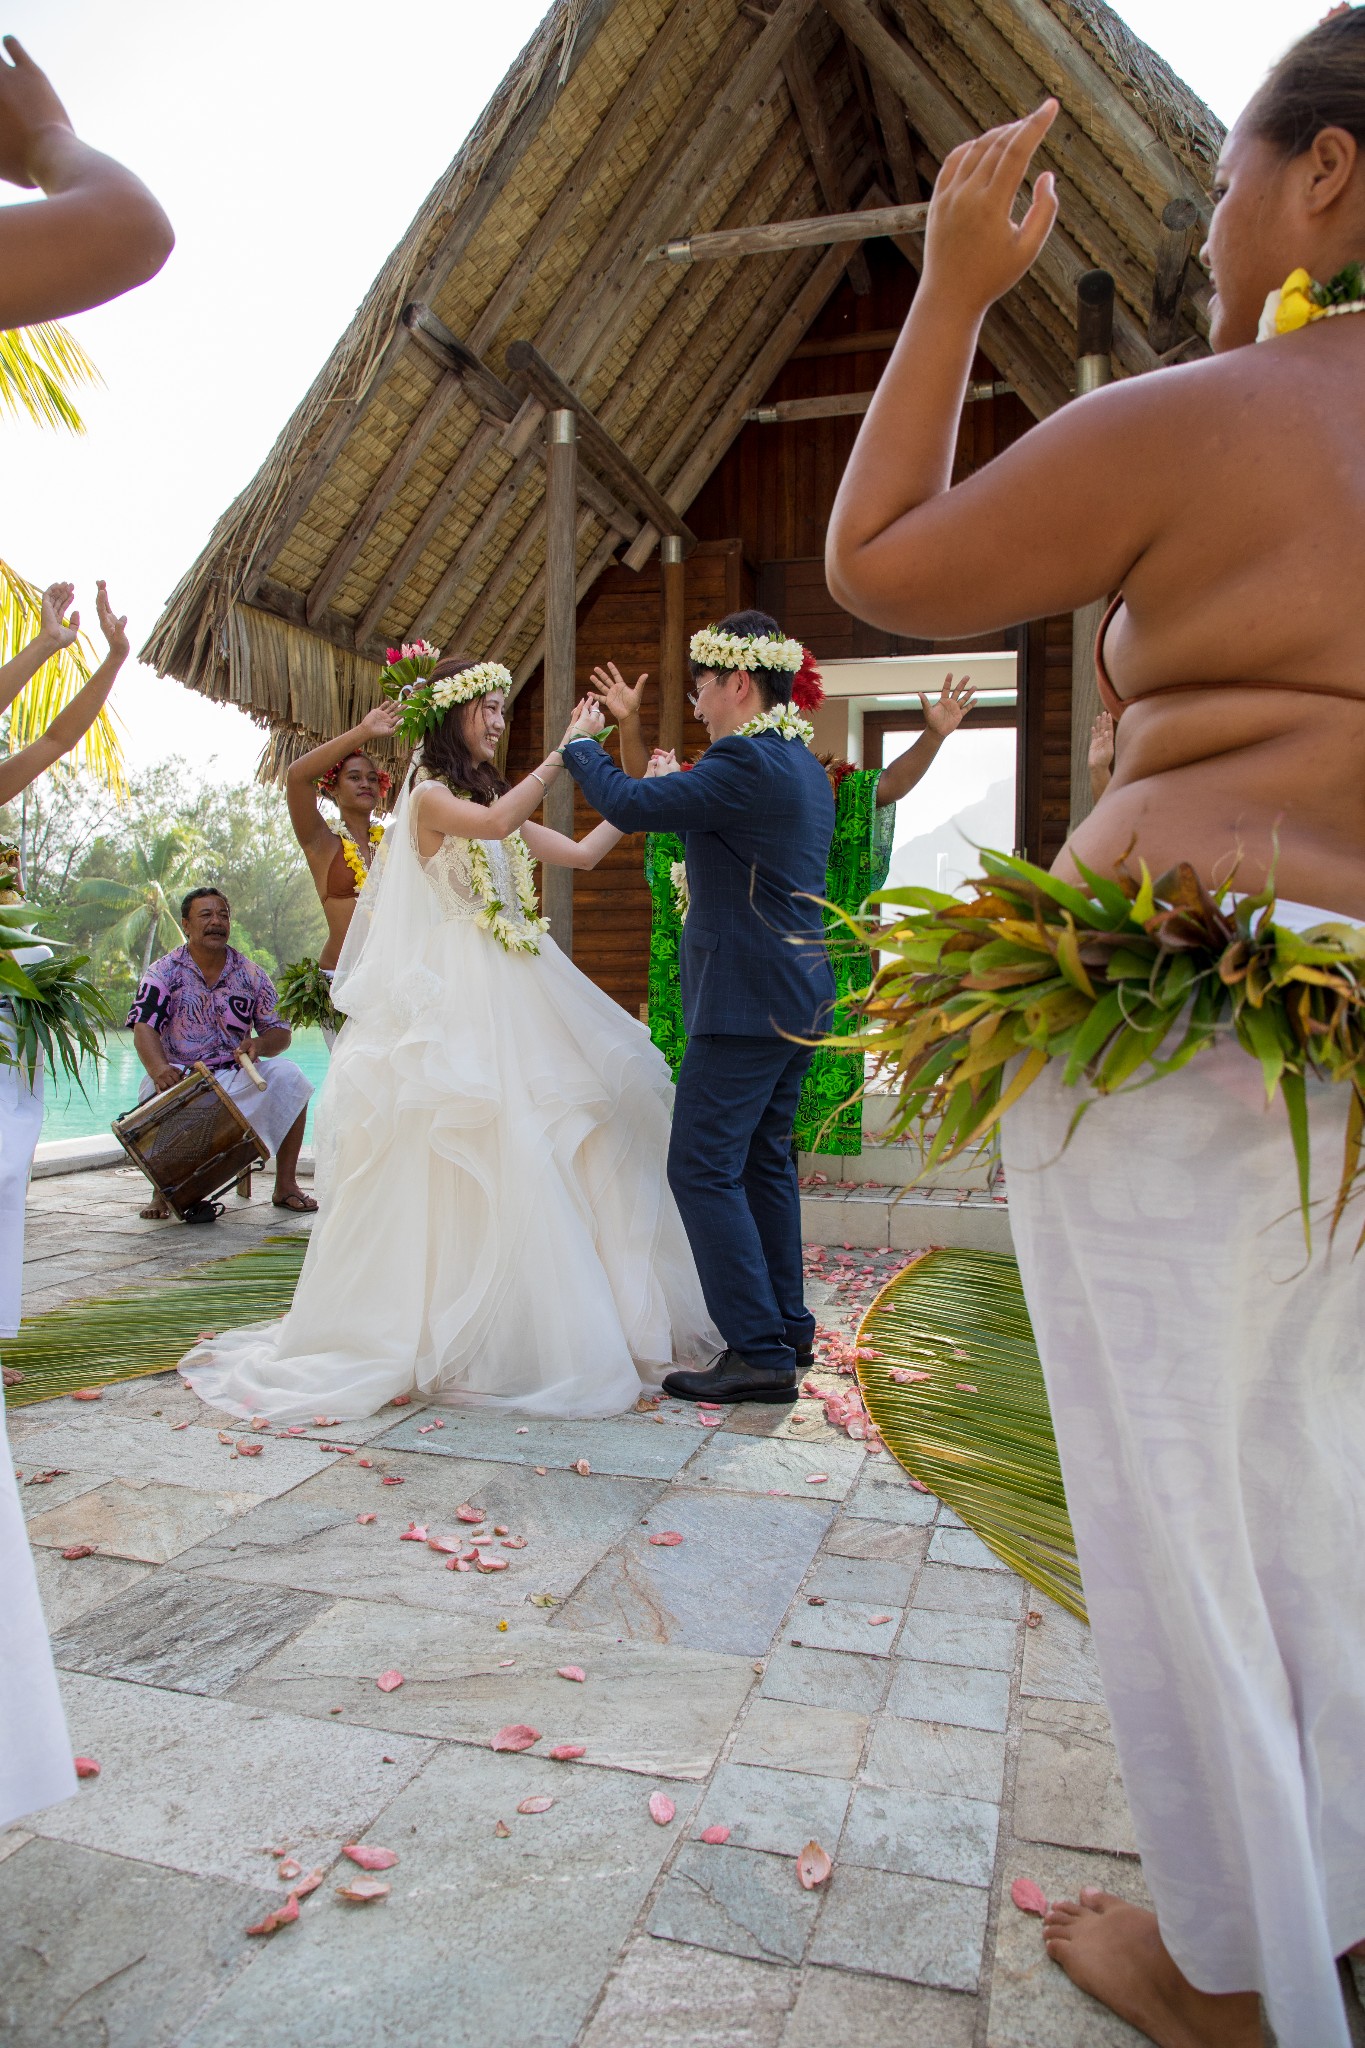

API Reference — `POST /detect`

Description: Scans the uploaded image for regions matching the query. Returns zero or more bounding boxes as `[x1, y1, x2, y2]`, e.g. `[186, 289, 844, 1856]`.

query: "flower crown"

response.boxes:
[380, 642, 512, 744]
[688, 626, 825, 713]
[317, 758, 393, 805]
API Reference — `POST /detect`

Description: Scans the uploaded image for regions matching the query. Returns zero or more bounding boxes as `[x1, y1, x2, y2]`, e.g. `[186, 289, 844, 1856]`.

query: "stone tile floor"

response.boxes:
[5, 1168, 1363, 2047]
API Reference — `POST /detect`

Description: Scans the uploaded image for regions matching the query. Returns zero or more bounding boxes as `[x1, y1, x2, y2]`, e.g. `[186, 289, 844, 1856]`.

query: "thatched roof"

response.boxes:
[143, 0, 1223, 758]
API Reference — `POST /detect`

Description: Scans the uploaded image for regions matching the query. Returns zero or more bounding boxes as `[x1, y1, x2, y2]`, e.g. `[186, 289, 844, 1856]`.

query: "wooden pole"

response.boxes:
[659, 534, 686, 757]
[649, 197, 928, 265]
[543, 407, 578, 954]
[1147, 197, 1200, 353]
[1069, 270, 1115, 834]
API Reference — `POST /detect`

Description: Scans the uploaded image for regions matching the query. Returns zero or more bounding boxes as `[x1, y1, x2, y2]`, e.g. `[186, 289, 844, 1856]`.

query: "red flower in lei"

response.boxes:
[790, 647, 825, 713]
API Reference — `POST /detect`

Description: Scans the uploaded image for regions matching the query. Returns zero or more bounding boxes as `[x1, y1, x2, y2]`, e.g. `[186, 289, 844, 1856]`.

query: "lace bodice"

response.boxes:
[418, 833, 517, 926]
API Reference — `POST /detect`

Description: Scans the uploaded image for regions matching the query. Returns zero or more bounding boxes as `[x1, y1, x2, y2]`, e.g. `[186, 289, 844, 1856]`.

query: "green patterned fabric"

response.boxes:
[643, 770, 893, 1153]
[793, 769, 894, 1154]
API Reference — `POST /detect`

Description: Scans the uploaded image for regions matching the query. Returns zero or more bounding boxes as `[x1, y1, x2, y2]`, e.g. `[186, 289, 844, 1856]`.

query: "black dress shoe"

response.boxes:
[663, 1349, 798, 1406]
[793, 1344, 814, 1377]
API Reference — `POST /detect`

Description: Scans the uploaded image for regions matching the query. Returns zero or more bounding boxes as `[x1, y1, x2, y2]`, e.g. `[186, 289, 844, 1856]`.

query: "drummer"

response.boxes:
[127, 888, 316, 1219]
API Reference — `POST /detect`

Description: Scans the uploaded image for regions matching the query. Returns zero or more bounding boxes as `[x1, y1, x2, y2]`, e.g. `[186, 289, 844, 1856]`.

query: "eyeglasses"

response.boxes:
[686, 675, 716, 712]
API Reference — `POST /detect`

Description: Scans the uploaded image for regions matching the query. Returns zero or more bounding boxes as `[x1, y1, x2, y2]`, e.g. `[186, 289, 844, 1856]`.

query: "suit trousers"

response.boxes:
[667, 1034, 814, 1377]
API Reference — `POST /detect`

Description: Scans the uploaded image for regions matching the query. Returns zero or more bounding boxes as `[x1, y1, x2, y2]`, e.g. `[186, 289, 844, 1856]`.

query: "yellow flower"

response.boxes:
[1275, 267, 1322, 334]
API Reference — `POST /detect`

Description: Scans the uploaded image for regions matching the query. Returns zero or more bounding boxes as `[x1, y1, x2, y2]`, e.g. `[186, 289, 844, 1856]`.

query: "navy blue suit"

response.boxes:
[564, 731, 835, 1375]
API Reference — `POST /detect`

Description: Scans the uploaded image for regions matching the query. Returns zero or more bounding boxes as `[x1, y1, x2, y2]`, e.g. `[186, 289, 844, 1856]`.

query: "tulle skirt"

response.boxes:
[179, 921, 719, 1422]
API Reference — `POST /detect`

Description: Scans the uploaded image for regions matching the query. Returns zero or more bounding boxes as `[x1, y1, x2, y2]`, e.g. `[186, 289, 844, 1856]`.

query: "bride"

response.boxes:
[179, 657, 719, 1421]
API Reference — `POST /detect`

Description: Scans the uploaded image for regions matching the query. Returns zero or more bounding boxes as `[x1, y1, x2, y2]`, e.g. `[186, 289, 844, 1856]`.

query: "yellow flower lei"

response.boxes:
[338, 822, 384, 892]
[467, 831, 551, 954]
[1258, 262, 1365, 341]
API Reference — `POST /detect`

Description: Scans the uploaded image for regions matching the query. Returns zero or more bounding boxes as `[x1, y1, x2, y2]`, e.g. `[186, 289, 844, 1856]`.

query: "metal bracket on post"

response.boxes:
[543, 407, 578, 955]
[1069, 270, 1115, 835]
[659, 533, 686, 758]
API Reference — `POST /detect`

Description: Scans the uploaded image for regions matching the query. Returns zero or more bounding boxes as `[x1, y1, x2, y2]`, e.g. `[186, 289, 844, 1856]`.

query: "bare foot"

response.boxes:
[139, 1197, 171, 1220]
[1043, 1890, 1263, 2047]
[2, 1365, 22, 1387]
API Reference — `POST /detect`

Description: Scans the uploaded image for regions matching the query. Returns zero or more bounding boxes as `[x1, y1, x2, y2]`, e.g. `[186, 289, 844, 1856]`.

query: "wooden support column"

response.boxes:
[543, 408, 578, 953]
[1148, 197, 1200, 353]
[659, 534, 687, 756]
[1069, 270, 1115, 834]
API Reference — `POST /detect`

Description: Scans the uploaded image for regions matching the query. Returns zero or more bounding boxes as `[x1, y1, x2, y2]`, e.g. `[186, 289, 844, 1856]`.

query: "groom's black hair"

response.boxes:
[691, 609, 794, 711]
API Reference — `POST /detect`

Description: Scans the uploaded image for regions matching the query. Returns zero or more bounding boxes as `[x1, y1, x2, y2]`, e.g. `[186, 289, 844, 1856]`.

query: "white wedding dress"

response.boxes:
[179, 772, 719, 1421]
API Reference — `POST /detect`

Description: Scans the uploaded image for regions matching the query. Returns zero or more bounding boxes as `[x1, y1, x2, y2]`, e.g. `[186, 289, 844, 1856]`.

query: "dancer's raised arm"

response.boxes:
[0, 580, 127, 806]
[0, 581, 79, 720]
[0, 36, 173, 327]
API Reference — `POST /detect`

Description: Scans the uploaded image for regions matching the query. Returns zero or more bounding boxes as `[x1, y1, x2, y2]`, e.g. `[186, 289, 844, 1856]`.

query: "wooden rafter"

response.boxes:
[649, 196, 928, 264]
[781, 31, 871, 294]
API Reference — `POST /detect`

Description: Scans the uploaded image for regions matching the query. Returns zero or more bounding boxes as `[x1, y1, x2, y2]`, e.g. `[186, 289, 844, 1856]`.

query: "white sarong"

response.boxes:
[138, 1056, 312, 1161]
[1003, 1030, 1365, 2048]
[0, 1046, 43, 1340]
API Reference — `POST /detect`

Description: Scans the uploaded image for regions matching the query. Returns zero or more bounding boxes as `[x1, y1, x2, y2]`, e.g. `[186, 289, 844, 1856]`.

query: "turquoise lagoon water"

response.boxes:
[39, 1028, 334, 1145]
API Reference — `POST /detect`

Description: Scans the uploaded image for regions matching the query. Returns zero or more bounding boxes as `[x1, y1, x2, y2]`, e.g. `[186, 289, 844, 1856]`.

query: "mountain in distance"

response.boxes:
[887, 777, 1015, 897]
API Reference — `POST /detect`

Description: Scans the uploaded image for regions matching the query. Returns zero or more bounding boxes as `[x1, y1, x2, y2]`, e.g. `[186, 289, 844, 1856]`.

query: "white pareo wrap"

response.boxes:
[1003, 1009, 1365, 2048]
[137, 1057, 312, 1159]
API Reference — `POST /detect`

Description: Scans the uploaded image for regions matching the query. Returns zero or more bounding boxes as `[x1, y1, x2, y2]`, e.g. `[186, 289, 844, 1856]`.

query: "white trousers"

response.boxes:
[0, 1049, 73, 1828]
[1003, 1039, 1365, 2048]
[138, 1056, 312, 1162]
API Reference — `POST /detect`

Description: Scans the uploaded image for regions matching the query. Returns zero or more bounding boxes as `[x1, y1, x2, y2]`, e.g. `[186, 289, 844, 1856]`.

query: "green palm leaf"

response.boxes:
[856, 1248, 1086, 1622]
[0, 322, 99, 433]
[4, 1234, 307, 1405]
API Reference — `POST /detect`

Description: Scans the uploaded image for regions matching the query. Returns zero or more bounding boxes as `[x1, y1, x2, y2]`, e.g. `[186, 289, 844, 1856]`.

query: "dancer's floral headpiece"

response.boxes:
[380, 642, 513, 745]
[317, 759, 392, 806]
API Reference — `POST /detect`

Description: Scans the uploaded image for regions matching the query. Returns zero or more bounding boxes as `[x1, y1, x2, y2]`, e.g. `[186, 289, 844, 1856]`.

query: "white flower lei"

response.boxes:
[467, 830, 551, 954]
[689, 626, 804, 674]
[669, 860, 690, 923]
[733, 703, 815, 745]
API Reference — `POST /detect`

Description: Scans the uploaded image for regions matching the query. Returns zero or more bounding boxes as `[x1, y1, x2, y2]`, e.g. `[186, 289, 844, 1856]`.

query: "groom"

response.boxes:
[561, 609, 835, 1403]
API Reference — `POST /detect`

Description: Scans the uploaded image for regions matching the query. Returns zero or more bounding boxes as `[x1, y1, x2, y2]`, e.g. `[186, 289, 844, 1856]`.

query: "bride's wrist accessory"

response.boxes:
[1258, 261, 1365, 341]
[468, 832, 551, 954]
[841, 846, 1365, 1249]
[338, 821, 384, 889]
[733, 703, 815, 745]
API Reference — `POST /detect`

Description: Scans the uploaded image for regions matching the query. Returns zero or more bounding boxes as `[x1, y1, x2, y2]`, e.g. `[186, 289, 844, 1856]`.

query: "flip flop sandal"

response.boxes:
[272, 1192, 319, 1212]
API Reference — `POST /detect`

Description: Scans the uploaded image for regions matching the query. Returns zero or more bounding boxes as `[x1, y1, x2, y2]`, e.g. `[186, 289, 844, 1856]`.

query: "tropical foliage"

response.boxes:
[276, 956, 343, 1034]
[76, 826, 199, 975]
[0, 321, 99, 433]
[841, 848, 1365, 1248]
[856, 1247, 1083, 1619]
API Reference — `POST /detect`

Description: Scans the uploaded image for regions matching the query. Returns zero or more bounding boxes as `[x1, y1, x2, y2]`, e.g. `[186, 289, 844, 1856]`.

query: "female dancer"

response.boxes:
[180, 660, 717, 1422]
[826, 20, 1365, 2048]
[592, 657, 975, 1147]
[284, 702, 401, 1030]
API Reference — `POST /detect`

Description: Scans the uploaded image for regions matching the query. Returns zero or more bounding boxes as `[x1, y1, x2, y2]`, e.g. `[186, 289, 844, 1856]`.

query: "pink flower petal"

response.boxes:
[247, 1894, 300, 1934]
[69, 1389, 102, 1402]
[374, 1670, 405, 1692]
[73, 1757, 100, 1779]
[356, 1457, 373, 1467]
[868, 1614, 892, 1626]
[398, 1522, 429, 1542]
[494, 1819, 511, 1837]
[342, 1843, 398, 1871]
[389, 1394, 412, 1406]
[335, 1878, 390, 1903]
[889, 1367, 932, 1384]
[276, 1857, 303, 1881]
[805, 1473, 829, 1485]
[426, 1534, 462, 1554]
[548, 1744, 586, 1760]
[291, 1867, 325, 1897]
[1011, 1877, 1050, 1917]
[356, 1512, 377, 1525]
[572, 1459, 591, 1476]
[648, 1531, 684, 1546]
[475, 1555, 508, 1573]
[796, 1840, 832, 1889]
[700, 1825, 730, 1845]
[516, 1796, 554, 1814]
[1026, 1610, 1043, 1628]
[699, 1414, 723, 1427]
[61, 1543, 96, 1560]
[648, 1793, 675, 1826]
[955, 1383, 978, 1394]
[493, 1525, 509, 1536]
[380, 1475, 405, 1485]
[501, 1536, 527, 1549]
[456, 1505, 485, 1524]
[556, 1666, 586, 1684]
[492, 1724, 541, 1752]
[312, 1416, 338, 1427]
[236, 1441, 263, 1457]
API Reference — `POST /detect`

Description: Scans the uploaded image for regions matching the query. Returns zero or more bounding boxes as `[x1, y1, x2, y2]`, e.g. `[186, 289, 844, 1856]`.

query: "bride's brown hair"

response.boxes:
[420, 656, 508, 806]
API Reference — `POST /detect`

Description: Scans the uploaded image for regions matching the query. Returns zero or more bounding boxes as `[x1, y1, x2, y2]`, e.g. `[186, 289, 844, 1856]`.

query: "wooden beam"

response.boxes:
[781, 32, 871, 294]
[304, 371, 458, 628]
[542, 409, 578, 951]
[1148, 197, 1199, 352]
[866, 35, 923, 206]
[745, 379, 1009, 425]
[659, 534, 687, 756]
[467, 0, 717, 358]
[650, 196, 928, 265]
[403, 302, 520, 422]
[791, 326, 900, 357]
[504, 341, 696, 548]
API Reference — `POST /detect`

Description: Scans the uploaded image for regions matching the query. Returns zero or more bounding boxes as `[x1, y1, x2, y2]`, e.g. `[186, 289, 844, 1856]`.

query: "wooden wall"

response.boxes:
[507, 241, 1073, 1008]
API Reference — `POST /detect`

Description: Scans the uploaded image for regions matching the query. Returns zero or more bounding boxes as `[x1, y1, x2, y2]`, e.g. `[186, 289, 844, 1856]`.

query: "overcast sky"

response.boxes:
[1, 0, 1325, 782]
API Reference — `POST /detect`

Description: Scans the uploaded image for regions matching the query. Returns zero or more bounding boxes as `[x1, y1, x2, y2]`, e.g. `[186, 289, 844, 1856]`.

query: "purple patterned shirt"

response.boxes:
[126, 945, 286, 1072]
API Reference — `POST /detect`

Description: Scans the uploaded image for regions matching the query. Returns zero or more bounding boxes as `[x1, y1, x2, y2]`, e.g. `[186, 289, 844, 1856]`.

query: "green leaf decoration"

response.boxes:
[3, 1234, 308, 1406]
[276, 956, 343, 1034]
[855, 1248, 1084, 1621]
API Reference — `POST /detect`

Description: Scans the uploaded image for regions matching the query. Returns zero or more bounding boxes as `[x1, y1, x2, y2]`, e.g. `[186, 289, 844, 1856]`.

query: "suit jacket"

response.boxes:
[563, 731, 836, 1038]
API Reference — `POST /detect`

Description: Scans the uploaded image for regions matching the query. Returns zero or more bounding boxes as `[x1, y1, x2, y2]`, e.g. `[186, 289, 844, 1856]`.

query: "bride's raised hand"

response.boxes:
[561, 696, 605, 748]
[923, 99, 1058, 315]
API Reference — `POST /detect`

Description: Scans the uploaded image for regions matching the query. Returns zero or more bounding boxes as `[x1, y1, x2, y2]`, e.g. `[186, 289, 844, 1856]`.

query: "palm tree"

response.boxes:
[77, 829, 199, 977]
[0, 321, 123, 793]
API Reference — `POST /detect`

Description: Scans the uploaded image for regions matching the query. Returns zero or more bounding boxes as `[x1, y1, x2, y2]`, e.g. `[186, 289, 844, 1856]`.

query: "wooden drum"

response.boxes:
[113, 1062, 268, 1222]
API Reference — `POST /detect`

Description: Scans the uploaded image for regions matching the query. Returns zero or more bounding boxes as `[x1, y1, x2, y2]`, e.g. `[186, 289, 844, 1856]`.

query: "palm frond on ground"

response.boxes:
[856, 1247, 1085, 1621]
[0, 556, 123, 789]
[0, 322, 100, 433]
[4, 1234, 307, 1405]
[76, 827, 198, 972]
